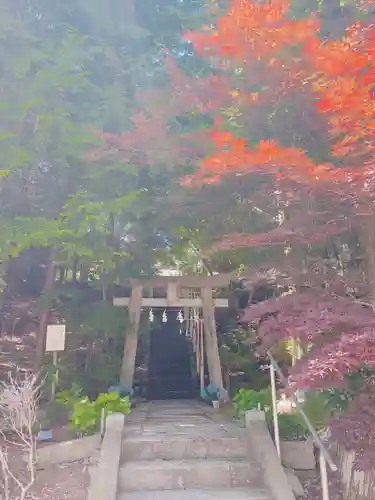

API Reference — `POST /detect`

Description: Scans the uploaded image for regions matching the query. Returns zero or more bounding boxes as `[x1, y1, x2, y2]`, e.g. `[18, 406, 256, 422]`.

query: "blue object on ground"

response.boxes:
[200, 383, 218, 399]
[108, 384, 134, 397]
[206, 383, 218, 395]
[36, 429, 53, 441]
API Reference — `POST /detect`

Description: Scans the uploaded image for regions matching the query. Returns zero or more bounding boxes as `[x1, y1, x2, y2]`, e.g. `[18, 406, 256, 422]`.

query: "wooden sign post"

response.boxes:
[45, 324, 66, 401]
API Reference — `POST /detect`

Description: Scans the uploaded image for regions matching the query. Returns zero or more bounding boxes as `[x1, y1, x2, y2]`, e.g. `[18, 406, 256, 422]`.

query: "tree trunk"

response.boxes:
[34, 259, 56, 372]
[80, 264, 89, 284]
[72, 258, 78, 283]
[58, 266, 65, 284]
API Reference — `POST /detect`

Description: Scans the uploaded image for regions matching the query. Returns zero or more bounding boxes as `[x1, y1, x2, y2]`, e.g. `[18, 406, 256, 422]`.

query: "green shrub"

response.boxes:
[70, 391, 131, 433]
[266, 411, 309, 441]
[232, 387, 272, 419]
[70, 397, 99, 432]
[56, 383, 83, 411]
[55, 385, 131, 433]
[36, 383, 83, 429]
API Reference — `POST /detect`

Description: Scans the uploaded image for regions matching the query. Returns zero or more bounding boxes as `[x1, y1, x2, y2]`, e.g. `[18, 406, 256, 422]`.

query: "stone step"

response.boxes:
[118, 488, 271, 500]
[122, 436, 248, 461]
[118, 459, 261, 492]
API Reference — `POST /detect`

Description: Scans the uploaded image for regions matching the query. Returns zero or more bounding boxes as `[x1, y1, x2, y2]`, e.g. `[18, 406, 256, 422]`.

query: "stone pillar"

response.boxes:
[120, 284, 142, 388]
[87, 413, 125, 500]
[245, 411, 296, 500]
[201, 287, 223, 390]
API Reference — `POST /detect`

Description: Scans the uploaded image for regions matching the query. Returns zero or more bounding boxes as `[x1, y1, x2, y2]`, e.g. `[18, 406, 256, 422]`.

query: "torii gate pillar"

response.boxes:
[202, 286, 223, 390]
[120, 284, 142, 388]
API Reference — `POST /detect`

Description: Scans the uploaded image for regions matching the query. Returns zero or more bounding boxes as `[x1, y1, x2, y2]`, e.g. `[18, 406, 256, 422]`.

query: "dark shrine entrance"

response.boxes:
[148, 310, 198, 400]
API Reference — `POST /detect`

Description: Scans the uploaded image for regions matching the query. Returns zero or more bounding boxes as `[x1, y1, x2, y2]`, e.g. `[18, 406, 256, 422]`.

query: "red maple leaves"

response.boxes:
[183, 131, 337, 186]
[185, 0, 317, 61]
[241, 290, 375, 392]
[184, 1, 375, 192]
[306, 25, 375, 173]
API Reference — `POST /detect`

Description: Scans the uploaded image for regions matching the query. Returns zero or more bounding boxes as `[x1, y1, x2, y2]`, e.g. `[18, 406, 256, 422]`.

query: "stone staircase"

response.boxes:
[117, 401, 274, 500]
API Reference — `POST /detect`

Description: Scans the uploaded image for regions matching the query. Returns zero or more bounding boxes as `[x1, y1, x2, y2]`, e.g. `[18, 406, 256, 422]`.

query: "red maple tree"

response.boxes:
[186, 0, 375, 467]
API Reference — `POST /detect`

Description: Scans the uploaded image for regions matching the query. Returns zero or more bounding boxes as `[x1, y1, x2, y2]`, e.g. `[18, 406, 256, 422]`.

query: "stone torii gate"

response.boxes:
[113, 273, 234, 393]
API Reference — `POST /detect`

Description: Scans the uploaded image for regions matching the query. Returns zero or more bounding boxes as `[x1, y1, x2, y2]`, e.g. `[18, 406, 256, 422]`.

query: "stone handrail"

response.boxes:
[87, 413, 125, 500]
[245, 409, 296, 500]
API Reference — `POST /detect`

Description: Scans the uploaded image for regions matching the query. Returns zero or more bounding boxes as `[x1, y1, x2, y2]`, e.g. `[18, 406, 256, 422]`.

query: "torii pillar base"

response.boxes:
[202, 287, 224, 394]
[119, 285, 142, 389]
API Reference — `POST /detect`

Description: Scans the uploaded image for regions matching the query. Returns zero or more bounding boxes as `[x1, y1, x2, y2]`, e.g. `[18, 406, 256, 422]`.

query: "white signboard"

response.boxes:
[45, 324, 66, 352]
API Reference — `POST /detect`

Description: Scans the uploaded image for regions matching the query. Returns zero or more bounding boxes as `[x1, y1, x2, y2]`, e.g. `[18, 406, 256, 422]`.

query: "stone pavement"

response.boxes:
[118, 400, 273, 499]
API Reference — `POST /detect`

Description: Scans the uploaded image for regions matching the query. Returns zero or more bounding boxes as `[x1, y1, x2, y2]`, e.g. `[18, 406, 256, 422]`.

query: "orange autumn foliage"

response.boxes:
[184, 0, 317, 61]
[184, 0, 375, 192]
[307, 26, 375, 172]
[182, 127, 334, 187]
